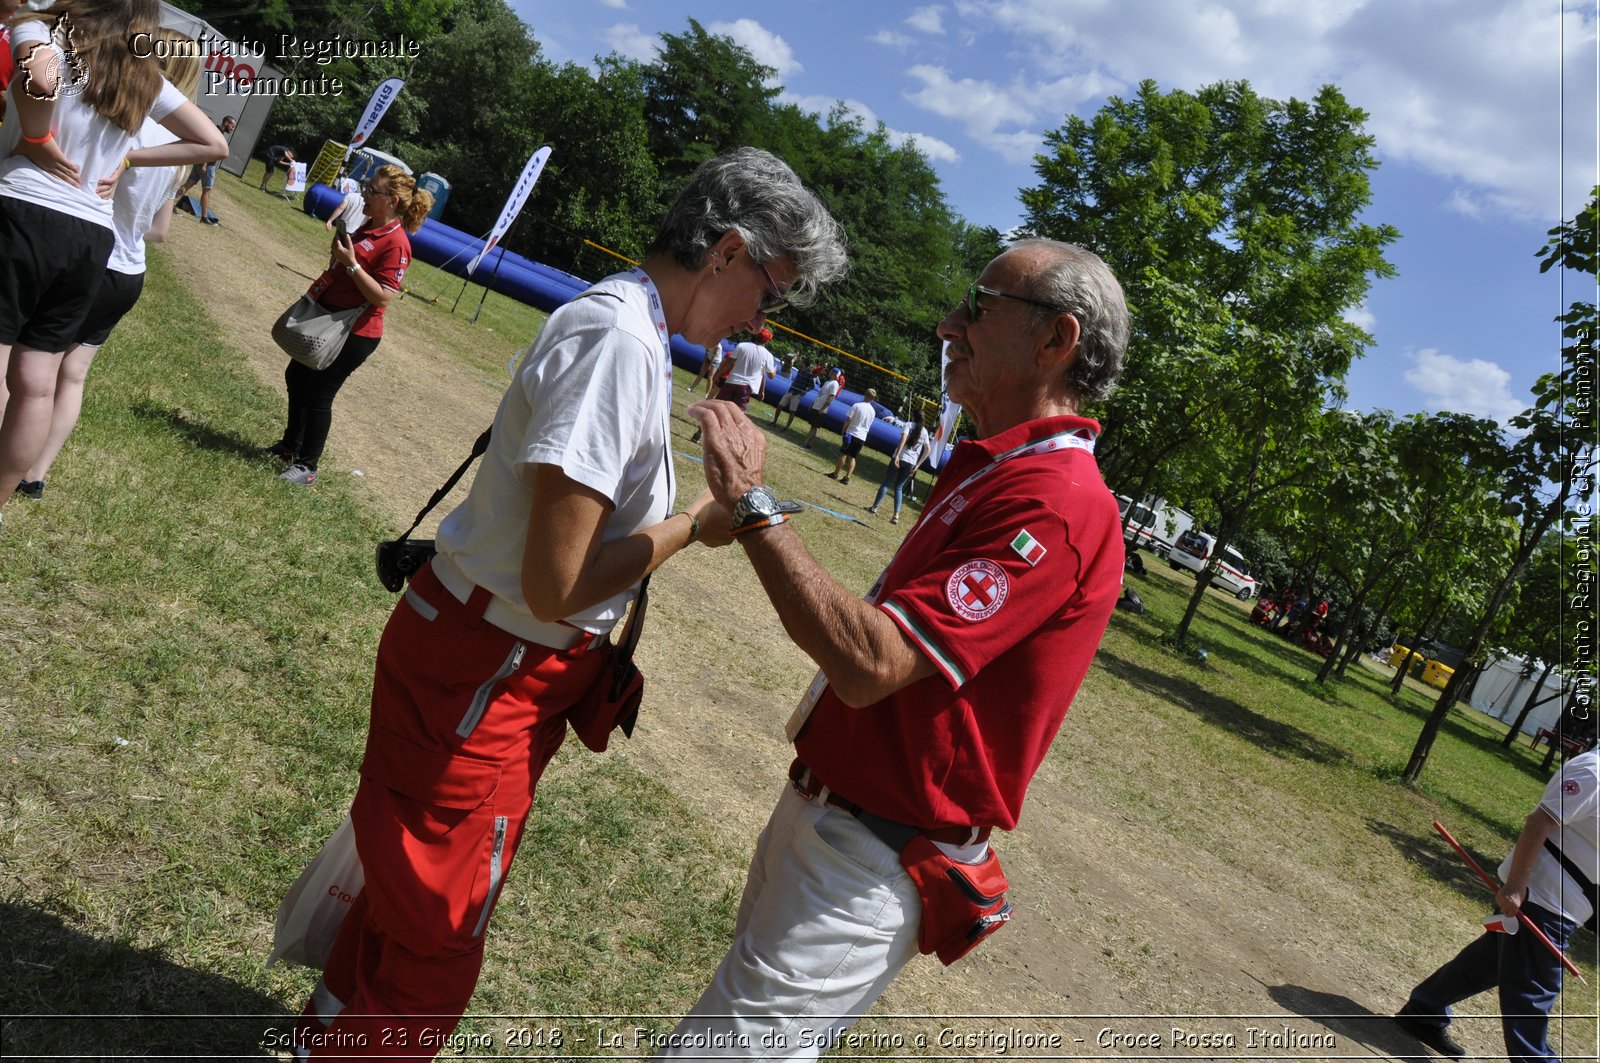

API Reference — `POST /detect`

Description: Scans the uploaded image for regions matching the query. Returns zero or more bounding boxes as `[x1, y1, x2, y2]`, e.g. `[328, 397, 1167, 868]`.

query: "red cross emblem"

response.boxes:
[947, 560, 1008, 622]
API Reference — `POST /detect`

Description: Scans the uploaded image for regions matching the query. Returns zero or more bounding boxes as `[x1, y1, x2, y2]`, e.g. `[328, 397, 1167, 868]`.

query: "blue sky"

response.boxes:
[513, 0, 1597, 423]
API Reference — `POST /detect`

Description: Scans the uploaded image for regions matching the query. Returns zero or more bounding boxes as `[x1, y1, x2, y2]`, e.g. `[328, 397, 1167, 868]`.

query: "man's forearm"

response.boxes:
[737, 523, 930, 707]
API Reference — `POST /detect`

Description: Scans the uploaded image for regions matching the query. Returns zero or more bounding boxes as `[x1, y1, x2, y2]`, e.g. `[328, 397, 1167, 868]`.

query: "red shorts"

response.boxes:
[714, 381, 754, 410]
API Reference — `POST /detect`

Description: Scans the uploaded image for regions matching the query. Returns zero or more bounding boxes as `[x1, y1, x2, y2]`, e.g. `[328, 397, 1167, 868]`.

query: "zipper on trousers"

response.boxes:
[472, 815, 508, 937]
[456, 641, 526, 738]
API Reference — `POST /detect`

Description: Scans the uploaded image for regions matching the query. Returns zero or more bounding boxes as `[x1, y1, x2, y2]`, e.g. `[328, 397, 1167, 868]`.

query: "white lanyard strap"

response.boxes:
[904, 429, 1096, 549]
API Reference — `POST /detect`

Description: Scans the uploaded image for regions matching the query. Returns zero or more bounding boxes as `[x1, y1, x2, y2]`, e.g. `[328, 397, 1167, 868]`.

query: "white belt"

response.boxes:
[429, 551, 612, 650]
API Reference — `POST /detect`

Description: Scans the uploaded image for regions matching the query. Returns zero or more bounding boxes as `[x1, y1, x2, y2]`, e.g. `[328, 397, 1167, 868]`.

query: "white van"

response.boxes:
[1168, 529, 1258, 599]
[1116, 495, 1195, 557]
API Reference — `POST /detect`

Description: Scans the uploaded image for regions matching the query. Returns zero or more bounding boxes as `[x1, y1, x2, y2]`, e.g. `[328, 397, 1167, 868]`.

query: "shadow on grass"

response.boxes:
[1365, 817, 1492, 908]
[1096, 649, 1352, 766]
[132, 400, 268, 465]
[0, 903, 285, 1059]
[1260, 984, 1428, 1059]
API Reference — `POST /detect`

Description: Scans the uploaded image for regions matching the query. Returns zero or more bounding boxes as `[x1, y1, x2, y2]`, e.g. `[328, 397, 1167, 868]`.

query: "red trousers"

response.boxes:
[294, 562, 603, 1059]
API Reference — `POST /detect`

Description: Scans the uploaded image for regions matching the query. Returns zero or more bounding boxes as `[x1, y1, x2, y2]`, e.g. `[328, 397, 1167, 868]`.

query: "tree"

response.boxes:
[1495, 532, 1592, 746]
[1309, 412, 1506, 684]
[1401, 189, 1598, 783]
[1020, 81, 1399, 645]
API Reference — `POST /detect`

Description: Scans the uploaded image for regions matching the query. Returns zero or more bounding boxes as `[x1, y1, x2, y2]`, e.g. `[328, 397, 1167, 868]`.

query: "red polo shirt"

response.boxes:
[794, 415, 1123, 832]
[306, 219, 411, 338]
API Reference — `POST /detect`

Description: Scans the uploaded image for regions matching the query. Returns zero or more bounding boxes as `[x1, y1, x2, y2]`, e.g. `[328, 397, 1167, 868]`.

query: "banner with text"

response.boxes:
[468, 146, 552, 276]
[342, 77, 405, 164]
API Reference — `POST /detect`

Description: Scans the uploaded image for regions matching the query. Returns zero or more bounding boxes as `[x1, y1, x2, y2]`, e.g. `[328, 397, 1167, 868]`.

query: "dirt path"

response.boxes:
[161, 178, 1482, 1062]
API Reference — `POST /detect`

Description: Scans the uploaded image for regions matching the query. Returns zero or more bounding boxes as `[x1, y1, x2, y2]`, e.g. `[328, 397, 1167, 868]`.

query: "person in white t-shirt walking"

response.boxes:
[1397, 747, 1599, 1061]
[691, 327, 774, 443]
[866, 410, 933, 524]
[828, 387, 877, 484]
[801, 368, 843, 450]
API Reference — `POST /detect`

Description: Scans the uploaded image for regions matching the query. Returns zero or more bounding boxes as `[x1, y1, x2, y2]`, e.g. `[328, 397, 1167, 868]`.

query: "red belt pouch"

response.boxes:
[898, 834, 1013, 965]
[566, 578, 648, 754]
[566, 641, 644, 753]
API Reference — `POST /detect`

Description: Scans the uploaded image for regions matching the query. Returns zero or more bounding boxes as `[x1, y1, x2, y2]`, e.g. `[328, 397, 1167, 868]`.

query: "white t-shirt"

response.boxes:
[842, 399, 877, 441]
[1502, 748, 1599, 925]
[898, 425, 933, 468]
[811, 377, 840, 412]
[434, 271, 676, 638]
[724, 341, 775, 389]
[106, 118, 179, 276]
[0, 19, 186, 227]
[335, 190, 366, 233]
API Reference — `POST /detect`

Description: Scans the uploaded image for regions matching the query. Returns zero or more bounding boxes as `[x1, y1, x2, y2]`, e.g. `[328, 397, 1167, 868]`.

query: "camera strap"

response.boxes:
[393, 426, 493, 544]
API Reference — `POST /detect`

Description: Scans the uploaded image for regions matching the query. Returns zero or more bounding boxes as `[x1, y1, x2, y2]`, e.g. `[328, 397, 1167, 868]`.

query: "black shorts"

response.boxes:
[0, 197, 115, 350]
[77, 269, 145, 346]
[840, 435, 865, 457]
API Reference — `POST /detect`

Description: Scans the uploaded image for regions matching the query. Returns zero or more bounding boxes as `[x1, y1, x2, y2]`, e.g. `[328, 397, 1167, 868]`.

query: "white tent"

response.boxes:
[1466, 654, 1570, 738]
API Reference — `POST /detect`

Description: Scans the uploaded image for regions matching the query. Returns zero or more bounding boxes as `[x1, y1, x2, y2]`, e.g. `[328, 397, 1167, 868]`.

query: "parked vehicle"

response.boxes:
[1168, 529, 1259, 599]
[1115, 495, 1195, 557]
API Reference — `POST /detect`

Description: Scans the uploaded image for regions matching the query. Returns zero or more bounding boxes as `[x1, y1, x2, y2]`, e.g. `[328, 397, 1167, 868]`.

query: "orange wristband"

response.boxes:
[21, 130, 53, 145]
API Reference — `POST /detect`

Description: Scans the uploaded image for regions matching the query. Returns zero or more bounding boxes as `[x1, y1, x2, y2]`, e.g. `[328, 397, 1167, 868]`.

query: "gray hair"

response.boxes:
[1010, 238, 1129, 404]
[649, 147, 848, 308]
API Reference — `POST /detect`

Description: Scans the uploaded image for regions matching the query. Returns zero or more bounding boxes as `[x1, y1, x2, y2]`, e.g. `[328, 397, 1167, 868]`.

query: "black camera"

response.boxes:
[374, 538, 437, 592]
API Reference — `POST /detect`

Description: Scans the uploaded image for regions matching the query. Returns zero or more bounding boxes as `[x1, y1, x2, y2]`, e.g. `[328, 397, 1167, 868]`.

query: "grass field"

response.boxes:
[0, 168, 1594, 1060]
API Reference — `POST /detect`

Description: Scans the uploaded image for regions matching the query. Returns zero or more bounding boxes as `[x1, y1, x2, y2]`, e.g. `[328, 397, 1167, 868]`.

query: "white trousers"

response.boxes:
[656, 784, 922, 1060]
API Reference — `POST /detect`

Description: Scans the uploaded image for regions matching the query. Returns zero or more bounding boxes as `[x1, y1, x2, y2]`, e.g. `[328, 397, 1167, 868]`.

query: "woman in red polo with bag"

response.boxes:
[267, 164, 431, 487]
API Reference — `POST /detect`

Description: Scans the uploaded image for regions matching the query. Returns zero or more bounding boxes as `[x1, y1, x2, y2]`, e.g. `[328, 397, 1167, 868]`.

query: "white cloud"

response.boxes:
[906, 5, 946, 34]
[1403, 348, 1525, 423]
[870, 29, 913, 48]
[785, 93, 962, 164]
[708, 19, 802, 80]
[599, 22, 658, 61]
[944, 0, 1596, 221]
[595, 0, 628, 9]
[1444, 189, 1486, 220]
[904, 64, 1039, 163]
[1343, 305, 1377, 333]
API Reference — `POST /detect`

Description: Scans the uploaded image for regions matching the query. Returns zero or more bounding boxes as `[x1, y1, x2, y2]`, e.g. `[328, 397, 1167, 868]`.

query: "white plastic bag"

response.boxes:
[266, 813, 365, 969]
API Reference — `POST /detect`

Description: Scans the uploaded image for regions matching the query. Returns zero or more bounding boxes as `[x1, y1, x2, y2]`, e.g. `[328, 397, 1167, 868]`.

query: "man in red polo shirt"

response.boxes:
[667, 238, 1129, 1059]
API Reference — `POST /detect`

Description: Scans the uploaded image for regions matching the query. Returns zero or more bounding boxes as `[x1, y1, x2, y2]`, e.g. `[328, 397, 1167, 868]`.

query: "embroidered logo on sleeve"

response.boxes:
[947, 559, 1008, 621]
[1010, 529, 1047, 567]
[1564, 779, 1582, 797]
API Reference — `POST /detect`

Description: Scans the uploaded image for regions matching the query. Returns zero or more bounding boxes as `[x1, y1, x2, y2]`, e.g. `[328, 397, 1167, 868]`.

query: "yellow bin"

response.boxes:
[1387, 644, 1413, 668]
[1421, 659, 1455, 690]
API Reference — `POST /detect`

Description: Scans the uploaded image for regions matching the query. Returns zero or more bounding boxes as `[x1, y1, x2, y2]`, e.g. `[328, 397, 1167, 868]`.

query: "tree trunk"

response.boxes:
[1499, 660, 1560, 748]
[1390, 590, 1446, 695]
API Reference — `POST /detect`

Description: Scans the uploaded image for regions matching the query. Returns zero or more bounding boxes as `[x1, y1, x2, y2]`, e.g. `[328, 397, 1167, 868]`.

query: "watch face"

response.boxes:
[736, 486, 777, 522]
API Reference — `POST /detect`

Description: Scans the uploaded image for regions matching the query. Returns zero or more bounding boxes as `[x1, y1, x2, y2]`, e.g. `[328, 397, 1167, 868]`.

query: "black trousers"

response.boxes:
[279, 332, 381, 470]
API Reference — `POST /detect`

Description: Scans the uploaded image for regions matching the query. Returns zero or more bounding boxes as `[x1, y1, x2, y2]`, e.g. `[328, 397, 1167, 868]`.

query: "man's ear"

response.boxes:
[1037, 311, 1082, 371]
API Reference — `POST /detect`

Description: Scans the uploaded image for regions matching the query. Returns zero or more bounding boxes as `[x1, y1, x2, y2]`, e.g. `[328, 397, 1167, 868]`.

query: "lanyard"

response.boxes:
[627, 267, 673, 374]
[901, 428, 1095, 551]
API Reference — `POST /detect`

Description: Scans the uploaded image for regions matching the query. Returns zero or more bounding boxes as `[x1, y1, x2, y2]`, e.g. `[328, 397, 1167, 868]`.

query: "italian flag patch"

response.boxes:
[1010, 529, 1046, 567]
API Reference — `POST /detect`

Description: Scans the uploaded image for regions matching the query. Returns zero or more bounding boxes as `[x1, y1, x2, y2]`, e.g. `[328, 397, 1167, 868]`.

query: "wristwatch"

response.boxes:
[731, 486, 802, 537]
[345, 263, 361, 275]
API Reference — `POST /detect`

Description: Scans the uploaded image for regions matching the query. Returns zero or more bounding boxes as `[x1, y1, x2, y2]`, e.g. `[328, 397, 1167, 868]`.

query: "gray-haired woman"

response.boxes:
[290, 147, 847, 1059]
